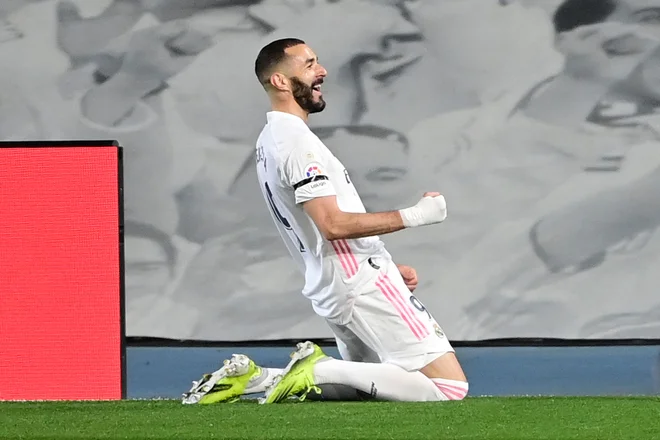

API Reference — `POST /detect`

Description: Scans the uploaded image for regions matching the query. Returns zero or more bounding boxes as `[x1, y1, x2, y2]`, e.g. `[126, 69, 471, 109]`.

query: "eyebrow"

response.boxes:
[305, 57, 318, 66]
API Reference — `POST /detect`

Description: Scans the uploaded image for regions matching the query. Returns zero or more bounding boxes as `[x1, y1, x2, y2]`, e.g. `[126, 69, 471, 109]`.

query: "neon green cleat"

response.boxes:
[182, 354, 262, 404]
[260, 341, 327, 404]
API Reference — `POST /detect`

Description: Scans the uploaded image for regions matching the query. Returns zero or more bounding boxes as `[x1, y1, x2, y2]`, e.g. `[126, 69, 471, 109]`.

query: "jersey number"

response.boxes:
[264, 182, 305, 252]
[410, 295, 432, 321]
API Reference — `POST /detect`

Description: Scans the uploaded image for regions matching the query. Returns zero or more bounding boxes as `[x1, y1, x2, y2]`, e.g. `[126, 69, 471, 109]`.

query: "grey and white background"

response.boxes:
[3, 0, 660, 342]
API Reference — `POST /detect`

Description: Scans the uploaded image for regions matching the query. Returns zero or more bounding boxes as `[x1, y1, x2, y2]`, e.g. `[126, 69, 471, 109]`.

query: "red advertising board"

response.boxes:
[0, 141, 125, 400]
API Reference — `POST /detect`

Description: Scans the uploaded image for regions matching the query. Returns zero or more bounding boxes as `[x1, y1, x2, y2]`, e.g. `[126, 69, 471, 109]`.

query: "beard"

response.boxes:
[290, 76, 326, 114]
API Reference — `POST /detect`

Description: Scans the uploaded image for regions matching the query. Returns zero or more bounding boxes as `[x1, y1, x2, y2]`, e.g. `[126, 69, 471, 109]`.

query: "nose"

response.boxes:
[317, 64, 328, 78]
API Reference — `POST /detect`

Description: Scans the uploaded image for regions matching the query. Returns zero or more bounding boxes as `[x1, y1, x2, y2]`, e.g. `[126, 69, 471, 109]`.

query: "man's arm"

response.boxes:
[303, 196, 405, 241]
[302, 192, 447, 241]
[281, 143, 447, 241]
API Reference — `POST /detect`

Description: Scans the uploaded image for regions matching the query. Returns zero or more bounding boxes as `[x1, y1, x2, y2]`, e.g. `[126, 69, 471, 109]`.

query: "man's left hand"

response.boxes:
[397, 264, 418, 292]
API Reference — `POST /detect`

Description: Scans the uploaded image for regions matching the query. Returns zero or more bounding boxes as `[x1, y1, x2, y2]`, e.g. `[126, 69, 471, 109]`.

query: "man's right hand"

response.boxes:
[398, 192, 447, 228]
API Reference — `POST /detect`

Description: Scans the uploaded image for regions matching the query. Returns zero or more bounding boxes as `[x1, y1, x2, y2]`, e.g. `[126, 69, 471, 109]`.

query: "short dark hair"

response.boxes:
[254, 38, 305, 85]
[553, 0, 618, 33]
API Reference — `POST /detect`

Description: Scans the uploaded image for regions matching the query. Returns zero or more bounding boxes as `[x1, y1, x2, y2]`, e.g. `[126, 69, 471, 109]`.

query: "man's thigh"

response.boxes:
[343, 257, 455, 371]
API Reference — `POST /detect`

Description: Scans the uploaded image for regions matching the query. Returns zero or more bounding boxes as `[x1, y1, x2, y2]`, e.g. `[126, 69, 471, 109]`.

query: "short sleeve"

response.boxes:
[281, 141, 337, 204]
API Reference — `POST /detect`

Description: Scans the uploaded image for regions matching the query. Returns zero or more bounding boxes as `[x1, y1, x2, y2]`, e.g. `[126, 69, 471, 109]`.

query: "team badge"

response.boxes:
[434, 324, 444, 338]
[306, 164, 323, 178]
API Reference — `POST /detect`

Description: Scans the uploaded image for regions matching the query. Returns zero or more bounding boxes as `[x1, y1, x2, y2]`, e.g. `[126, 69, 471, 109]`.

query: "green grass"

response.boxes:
[1, 398, 659, 439]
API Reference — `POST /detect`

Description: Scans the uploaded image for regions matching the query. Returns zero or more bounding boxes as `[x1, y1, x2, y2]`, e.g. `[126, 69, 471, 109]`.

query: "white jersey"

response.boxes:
[255, 111, 391, 323]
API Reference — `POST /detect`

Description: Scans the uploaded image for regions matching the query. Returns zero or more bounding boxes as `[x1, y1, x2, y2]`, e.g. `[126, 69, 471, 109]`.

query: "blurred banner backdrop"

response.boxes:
[4, 0, 660, 341]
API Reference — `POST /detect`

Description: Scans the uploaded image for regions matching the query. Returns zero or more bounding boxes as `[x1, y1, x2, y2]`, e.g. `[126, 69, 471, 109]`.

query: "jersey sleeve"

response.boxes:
[281, 141, 337, 204]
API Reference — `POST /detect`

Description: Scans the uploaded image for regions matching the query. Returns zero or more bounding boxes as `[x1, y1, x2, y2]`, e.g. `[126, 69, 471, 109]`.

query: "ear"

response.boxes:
[269, 72, 290, 92]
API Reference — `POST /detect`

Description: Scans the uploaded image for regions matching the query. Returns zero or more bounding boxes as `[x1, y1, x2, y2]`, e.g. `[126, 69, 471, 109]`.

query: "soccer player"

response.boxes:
[182, 38, 468, 404]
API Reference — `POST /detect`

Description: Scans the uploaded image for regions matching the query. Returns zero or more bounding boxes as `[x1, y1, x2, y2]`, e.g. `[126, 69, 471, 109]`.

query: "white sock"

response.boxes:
[313, 359, 467, 402]
[244, 367, 283, 394]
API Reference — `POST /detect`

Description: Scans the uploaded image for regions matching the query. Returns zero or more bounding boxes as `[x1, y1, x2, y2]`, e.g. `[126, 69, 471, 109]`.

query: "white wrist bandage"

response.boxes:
[399, 195, 447, 228]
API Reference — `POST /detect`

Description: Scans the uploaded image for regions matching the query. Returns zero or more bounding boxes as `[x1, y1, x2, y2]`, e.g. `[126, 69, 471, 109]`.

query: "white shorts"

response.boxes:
[326, 255, 454, 371]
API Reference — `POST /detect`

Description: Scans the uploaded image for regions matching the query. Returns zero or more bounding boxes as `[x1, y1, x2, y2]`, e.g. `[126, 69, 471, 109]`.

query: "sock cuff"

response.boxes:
[430, 378, 469, 400]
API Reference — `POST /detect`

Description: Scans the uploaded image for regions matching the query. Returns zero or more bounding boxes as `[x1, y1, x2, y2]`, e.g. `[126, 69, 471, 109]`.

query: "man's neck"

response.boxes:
[271, 101, 309, 123]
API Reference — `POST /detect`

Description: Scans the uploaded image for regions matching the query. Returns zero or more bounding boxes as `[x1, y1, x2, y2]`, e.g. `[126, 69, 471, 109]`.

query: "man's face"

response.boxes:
[168, 0, 420, 141]
[612, 0, 660, 101]
[553, 0, 660, 101]
[125, 235, 172, 299]
[281, 44, 327, 114]
[555, 0, 655, 51]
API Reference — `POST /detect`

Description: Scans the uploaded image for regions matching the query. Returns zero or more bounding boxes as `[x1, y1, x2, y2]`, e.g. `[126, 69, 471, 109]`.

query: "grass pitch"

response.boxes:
[1, 397, 658, 439]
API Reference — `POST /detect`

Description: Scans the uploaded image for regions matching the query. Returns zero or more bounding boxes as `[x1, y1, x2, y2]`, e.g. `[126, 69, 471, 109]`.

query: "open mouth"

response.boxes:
[312, 80, 323, 93]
